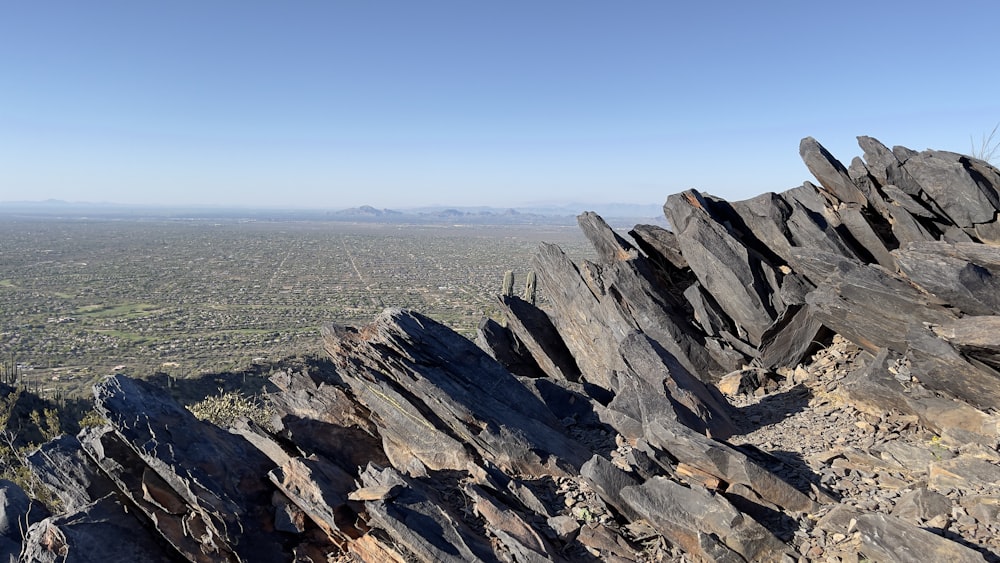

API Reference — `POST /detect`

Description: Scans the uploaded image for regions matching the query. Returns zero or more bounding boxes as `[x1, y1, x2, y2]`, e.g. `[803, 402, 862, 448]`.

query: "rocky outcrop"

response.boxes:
[12, 136, 1000, 562]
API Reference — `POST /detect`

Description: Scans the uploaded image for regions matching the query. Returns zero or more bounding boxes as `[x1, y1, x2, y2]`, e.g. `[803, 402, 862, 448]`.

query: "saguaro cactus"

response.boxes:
[524, 271, 537, 305]
[501, 270, 514, 297]
[1, 354, 17, 386]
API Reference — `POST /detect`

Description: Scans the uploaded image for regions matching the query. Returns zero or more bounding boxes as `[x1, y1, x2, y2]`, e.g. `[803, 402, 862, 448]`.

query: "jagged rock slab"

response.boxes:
[358, 464, 497, 563]
[613, 332, 735, 440]
[858, 136, 922, 196]
[495, 295, 581, 381]
[906, 323, 1000, 411]
[836, 203, 897, 269]
[896, 149, 1000, 228]
[464, 483, 559, 562]
[476, 316, 548, 379]
[929, 457, 1000, 492]
[20, 495, 177, 563]
[891, 488, 952, 523]
[894, 246, 1000, 316]
[642, 420, 817, 514]
[629, 223, 688, 270]
[855, 512, 988, 563]
[533, 243, 631, 390]
[665, 190, 784, 346]
[79, 423, 236, 562]
[800, 137, 869, 205]
[269, 454, 367, 551]
[577, 211, 639, 263]
[92, 375, 288, 562]
[1, 479, 48, 561]
[579, 455, 642, 523]
[794, 249, 956, 353]
[323, 309, 587, 477]
[841, 348, 997, 438]
[620, 475, 791, 562]
[683, 282, 734, 338]
[932, 316, 1000, 371]
[268, 364, 391, 472]
[577, 212, 723, 380]
[757, 303, 829, 370]
[26, 435, 116, 514]
[598, 258, 723, 380]
[902, 240, 1000, 272]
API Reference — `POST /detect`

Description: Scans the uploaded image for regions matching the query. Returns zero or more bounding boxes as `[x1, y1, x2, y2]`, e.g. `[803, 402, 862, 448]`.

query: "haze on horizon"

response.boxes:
[2, 1, 998, 210]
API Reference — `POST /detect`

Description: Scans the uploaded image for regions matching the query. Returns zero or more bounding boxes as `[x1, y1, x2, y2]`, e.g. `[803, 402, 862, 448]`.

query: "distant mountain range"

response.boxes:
[0, 200, 667, 227]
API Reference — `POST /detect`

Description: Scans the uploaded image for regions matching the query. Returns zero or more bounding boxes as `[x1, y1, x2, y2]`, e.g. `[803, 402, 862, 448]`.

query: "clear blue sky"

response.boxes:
[2, 1, 998, 209]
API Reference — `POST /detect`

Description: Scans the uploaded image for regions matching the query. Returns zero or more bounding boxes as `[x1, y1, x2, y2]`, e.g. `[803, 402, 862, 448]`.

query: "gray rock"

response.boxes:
[613, 331, 736, 439]
[894, 247, 1000, 316]
[495, 295, 581, 381]
[0, 479, 46, 542]
[906, 324, 1000, 412]
[629, 223, 688, 270]
[858, 136, 921, 195]
[579, 455, 642, 522]
[20, 495, 177, 563]
[323, 309, 587, 477]
[577, 211, 639, 263]
[796, 249, 956, 354]
[268, 455, 356, 542]
[26, 435, 115, 513]
[684, 282, 734, 337]
[836, 203, 896, 269]
[800, 137, 869, 205]
[842, 348, 997, 438]
[882, 184, 938, 219]
[932, 316, 1000, 371]
[92, 375, 289, 562]
[359, 464, 496, 563]
[757, 303, 829, 370]
[621, 476, 792, 561]
[877, 441, 938, 472]
[930, 457, 1000, 491]
[535, 218, 723, 388]
[855, 512, 987, 563]
[267, 365, 390, 472]
[665, 190, 784, 346]
[898, 149, 1000, 228]
[891, 488, 953, 523]
[476, 316, 548, 379]
[533, 243, 632, 391]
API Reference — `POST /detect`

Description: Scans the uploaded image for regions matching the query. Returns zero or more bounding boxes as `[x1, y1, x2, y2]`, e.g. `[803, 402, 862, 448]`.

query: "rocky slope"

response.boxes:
[4, 136, 1000, 562]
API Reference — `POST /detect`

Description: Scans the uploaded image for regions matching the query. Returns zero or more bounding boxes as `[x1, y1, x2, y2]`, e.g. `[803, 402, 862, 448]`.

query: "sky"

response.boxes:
[2, 1, 999, 210]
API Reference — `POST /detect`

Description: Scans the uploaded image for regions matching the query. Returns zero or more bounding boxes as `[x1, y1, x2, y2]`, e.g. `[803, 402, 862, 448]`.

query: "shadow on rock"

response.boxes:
[732, 383, 812, 435]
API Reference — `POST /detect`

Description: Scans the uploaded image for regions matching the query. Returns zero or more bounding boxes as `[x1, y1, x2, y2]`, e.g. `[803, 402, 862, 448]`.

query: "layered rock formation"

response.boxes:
[6, 136, 1000, 562]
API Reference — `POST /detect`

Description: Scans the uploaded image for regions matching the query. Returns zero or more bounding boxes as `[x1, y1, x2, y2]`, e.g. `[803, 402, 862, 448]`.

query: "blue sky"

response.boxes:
[2, 1, 998, 209]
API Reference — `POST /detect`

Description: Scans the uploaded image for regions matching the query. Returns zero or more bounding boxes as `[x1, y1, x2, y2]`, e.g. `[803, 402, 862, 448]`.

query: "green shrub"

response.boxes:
[187, 389, 274, 431]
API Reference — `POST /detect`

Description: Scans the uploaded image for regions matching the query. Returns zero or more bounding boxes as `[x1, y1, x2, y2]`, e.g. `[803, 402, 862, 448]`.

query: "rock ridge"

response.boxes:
[6, 136, 1000, 562]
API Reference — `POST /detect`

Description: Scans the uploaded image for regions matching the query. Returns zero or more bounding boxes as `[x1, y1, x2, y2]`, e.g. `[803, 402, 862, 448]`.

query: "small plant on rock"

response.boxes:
[187, 389, 275, 431]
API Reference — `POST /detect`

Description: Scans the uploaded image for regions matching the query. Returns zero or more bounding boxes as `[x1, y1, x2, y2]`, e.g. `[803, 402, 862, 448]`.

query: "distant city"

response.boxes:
[0, 199, 668, 228]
